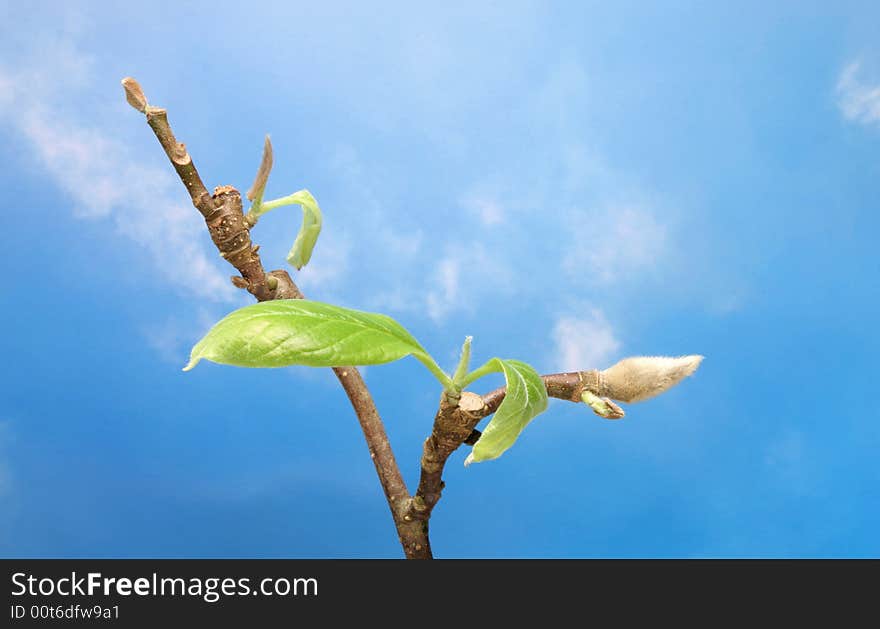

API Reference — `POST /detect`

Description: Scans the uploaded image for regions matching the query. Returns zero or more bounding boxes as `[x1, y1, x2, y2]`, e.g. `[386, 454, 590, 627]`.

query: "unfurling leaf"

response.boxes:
[599, 355, 704, 403]
[465, 359, 548, 465]
[246, 189, 324, 270]
[183, 299, 452, 387]
[284, 190, 322, 270]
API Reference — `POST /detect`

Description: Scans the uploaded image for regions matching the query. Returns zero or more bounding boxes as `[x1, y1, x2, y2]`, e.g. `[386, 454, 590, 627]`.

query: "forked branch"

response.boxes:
[122, 77, 702, 560]
[121, 77, 428, 558]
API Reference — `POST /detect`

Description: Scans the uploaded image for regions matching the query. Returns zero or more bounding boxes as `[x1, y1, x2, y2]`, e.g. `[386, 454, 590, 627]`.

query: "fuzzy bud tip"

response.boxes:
[599, 355, 704, 403]
[121, 77, 147, 113]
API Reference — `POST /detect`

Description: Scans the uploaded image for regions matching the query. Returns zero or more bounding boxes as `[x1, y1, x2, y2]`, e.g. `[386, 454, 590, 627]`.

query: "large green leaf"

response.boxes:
[465, 359, 549, 465]
[184, 299, 435, 373]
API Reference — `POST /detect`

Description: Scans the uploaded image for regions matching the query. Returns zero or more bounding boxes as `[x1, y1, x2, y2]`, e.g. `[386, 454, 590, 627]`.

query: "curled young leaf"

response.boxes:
[465, 359, 548, 465]
[285, 190, 322, 270]
[246, 189, 324, 270]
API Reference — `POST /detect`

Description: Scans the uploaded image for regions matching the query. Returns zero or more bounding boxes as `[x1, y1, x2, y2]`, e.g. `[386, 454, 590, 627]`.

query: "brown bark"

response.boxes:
[123, 78, 429, 558]
[482, 371, 601, 414]
[408, 371, 610, 537]
[405, 392, 487, 558]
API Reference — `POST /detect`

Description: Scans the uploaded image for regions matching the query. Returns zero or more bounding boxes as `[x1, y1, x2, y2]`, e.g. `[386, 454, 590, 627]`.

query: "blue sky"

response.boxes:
[1, 1, 878, 558]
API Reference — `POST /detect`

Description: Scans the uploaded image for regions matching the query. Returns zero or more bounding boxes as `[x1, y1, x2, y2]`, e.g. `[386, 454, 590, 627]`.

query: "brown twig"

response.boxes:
[406, 372, 602, 536]
[121, 77, 429, 559]
[482, 371, 600, 414]
[404, 392, 487, 557]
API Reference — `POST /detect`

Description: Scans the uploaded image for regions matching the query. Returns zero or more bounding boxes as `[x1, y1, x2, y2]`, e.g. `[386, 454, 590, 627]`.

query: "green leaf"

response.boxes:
[183, 299, 452, 387]
[246, 189, 323, 270]
[284, 190, 322, 270]
[465, 359, 549, 465]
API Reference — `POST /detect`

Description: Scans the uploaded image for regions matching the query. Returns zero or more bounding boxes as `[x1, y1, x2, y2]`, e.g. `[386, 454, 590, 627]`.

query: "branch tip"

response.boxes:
[129, 86, 422, 555]
[120, 77, 147, 113]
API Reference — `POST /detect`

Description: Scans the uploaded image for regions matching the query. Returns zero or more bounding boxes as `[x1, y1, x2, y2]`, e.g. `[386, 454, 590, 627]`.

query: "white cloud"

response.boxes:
[294, 231, 352, 291]
[142, 307, 221, 365]
[377, 227, 425, 258]
[551, 308, 621, 371]
[563, 206, 667, 284]
[0, 37, 234, 302]
[321, 143, 427, 291]
[426, 256, 461, 321]
[455, 57, 684, 313]
[322, 141, 520, 322]
[461, 193, 505, 226]
[315, 57, 685, 323]
[837, 61, 880, 127]
[425, 244, 513, 322]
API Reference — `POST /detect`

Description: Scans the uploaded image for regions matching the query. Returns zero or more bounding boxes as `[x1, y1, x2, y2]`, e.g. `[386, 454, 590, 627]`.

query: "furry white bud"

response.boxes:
[599, 355, 704, 403]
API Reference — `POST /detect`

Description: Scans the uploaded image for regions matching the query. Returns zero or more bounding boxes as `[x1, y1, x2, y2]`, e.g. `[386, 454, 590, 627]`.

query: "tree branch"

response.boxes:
[404, 392, 487, 556]
[121, 78, 428, 559]
[482, 371, 601, 414]
[407, 370, 616, 532]
[123, 77, 703, 561]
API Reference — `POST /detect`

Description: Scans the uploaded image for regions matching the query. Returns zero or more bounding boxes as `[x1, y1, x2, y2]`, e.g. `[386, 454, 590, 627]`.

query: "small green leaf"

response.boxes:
[184, 299, 452, 387]
[465, 359, 548, 465]
[284, 190, 322, 270]
[246, 189, 323, 270]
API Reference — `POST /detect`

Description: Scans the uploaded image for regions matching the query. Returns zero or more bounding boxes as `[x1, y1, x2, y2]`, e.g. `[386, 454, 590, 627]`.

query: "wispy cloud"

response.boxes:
[425, 244, 514, 322]
[325, 56, 683, 328]
[837, 61, 880, 127]
[426, 256, 461, 322]
[142, 307, 222, 365]
[320, 143, 430, 306]
[294, 230, 353, 293]
[0, 36, 233, 302]
[458, 57, 680, 304]
[563, 205, 667, 285]
[461, 193, 505, 226]
[322, 142, 520, 322]
[551, 307, 621, 371]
